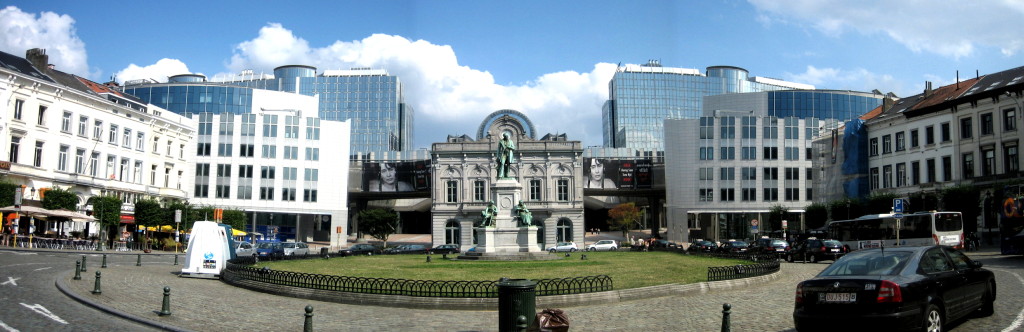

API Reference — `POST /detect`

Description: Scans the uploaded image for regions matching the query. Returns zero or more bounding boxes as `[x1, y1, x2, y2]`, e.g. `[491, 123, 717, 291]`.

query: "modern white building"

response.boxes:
[186, 90, 351, 249]
[2, 49, 196, 237]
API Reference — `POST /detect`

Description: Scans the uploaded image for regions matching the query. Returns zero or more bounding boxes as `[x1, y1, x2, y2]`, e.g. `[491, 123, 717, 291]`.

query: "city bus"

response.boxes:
[826, 211, 964, 250]
[998, 185, 1024, 255]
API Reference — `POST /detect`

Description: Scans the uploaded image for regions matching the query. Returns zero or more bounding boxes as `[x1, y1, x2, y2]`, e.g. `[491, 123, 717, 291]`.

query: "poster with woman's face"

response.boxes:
[583, 158, 653, 189]
[364, 161, 430, 192]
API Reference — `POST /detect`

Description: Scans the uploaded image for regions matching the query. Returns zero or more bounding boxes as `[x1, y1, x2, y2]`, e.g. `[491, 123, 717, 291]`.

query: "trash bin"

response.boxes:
[497, 278, 537, 332]
[320, 247, 329, 258]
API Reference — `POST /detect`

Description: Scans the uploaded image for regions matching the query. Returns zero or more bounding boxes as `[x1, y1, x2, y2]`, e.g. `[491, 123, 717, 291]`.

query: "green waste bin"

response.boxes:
[497, 278, 537, 332]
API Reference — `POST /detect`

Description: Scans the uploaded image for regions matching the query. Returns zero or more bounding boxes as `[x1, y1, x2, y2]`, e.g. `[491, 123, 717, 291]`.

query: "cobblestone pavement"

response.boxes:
[40, 246, 1024, 331]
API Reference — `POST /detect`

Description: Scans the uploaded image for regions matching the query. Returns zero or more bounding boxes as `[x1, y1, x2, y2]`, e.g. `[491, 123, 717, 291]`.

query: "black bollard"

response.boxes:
[158, 286, 172, 316]
[137, 254, 142, 266]
[73, 261, 82, 280]
[581, 254, 587, 260]
[442, 253, 448, 260]
[721, 303, 731, 332]
[102, 254, 108, 268]
[426, 255, 431, 263]
[81, 255, 87, 272]
[173, 255, 179, 266]
[516, 315, 528, 332]
[303, 305, 314, 332]
[91, 271, 102, 295]
[564, 252, 570, 258]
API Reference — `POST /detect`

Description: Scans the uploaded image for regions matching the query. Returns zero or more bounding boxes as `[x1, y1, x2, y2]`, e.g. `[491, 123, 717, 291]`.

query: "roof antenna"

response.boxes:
[956, 70, 959, 90]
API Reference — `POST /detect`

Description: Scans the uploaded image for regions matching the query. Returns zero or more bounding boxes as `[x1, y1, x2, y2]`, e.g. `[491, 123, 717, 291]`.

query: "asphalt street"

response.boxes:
[1, 247, 1022, 331]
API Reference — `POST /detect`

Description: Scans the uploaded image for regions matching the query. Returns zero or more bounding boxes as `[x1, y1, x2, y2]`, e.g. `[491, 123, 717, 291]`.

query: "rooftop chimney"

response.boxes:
[26, 48, 49, 71]
[924, 81, 933, 97]
[883, 96, 896, 112]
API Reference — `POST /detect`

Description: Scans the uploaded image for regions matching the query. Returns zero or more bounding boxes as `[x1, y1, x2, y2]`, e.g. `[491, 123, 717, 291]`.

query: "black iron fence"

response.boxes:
[225, 256, 613, 298]
[707, 260, 781, 281]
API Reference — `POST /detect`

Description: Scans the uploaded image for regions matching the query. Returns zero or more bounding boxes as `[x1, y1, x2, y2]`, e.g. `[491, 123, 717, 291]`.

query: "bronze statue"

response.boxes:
[515, 201, 533, 226]
[478, 201, 497, 227]
[496, 133, 516, 179]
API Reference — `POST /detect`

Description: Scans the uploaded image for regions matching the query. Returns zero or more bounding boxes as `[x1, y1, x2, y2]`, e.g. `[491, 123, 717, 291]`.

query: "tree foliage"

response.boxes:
[40, 187, 79, 210]
[767, 204, 789, 231]
[358, 208, 399, 246]
[804, 202, 829, 230]
[608, 203, 641, 236]
[866, 192, 901, 214]
[941, 185, 981, 232]
[222, 208, 247, 230]
[133, 199, 165, 227]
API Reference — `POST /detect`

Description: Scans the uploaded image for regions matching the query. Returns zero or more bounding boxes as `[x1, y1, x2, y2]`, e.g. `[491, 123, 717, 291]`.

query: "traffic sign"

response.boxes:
[751, 219, 759, 227]
[894, 213, 904, 219]
[893, 199, 904, 213]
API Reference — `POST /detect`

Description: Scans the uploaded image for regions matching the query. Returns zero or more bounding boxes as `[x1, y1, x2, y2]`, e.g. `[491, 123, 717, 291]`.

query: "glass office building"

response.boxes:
[125, 65, 413, 159]
[602, 61, 814, 152]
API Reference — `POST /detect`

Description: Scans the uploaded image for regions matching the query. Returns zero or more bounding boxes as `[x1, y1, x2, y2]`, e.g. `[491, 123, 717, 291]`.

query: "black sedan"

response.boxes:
[688, 240, 718, 252]
[431, 244, 461, 254]
[793, 245, 995, 332]
[338, 243, 381, 256]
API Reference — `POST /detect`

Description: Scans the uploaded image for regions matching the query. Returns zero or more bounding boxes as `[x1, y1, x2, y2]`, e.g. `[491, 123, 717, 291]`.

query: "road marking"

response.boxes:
[0, 320, 18, 332]
[1, 277, 18, 286]
[992, 268, 1024, 332]
[32, 267, 51, 272]
[18, 303, 67, 325]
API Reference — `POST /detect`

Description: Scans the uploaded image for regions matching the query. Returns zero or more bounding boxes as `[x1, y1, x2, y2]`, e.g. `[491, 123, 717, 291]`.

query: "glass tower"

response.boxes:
[603, 61, 813, 151]
[125, 65, 413, 159]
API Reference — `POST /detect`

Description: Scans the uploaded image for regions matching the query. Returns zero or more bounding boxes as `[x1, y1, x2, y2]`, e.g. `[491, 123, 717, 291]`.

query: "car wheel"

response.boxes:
[785, 254, 792, 262]
[570, 248, 577, 252]
[923, 304, 942, 332]
[549, 249, 555, 253]
[809, 254, 818, 263]
[979, 282, 996, 317]
[611, 247, 617, 251]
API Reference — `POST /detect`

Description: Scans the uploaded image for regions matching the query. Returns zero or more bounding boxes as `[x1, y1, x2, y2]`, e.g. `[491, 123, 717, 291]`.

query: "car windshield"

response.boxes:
[597, 241, 613, 244]
[282, 243, 296, 248]
[819, 250, 913, 276]
[256, 243, 278, 249]
[730, 241, 748, 246]
[771, 240, 787, 246]
[823, 240, 843, 246]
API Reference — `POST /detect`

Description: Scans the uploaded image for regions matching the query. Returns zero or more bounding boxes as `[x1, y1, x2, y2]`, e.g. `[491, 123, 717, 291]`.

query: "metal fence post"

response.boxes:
[159, 286, 172, 316]
[91, 271, 102, 295]
[303, 305, 314, 332]
[721, 303, 731, 332]
[73, 261, 82, 280]
[173, 254, 179, 265]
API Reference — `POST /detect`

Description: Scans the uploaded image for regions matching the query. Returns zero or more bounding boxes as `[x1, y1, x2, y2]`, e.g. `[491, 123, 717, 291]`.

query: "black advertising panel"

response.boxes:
[364, 161, 429, 192]
[617, 160, 636, 189]
[635, 159, 652, 188]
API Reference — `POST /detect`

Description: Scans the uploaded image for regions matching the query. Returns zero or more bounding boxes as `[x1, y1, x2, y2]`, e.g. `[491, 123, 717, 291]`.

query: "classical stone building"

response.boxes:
[430, 110, 584, 250]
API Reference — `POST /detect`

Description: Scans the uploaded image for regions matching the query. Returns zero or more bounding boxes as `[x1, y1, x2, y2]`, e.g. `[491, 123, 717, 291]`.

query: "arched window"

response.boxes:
[556, 218, 573, 242]
[445, 220, 461, 245]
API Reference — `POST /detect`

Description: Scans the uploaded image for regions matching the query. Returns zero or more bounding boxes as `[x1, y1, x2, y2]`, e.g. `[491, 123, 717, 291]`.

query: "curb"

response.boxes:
[55, 268, 194, 332]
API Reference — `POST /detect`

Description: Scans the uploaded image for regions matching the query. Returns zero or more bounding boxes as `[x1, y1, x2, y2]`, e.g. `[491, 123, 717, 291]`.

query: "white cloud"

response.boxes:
[211, 24, 614, 147]
[0, 6, 92, 76]
[748, 0, 1024, 58]
[114, 58, 190, 83]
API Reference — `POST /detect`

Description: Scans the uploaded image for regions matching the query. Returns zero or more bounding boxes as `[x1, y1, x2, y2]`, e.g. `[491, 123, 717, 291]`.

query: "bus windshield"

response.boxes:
[934, 213, 963, 232]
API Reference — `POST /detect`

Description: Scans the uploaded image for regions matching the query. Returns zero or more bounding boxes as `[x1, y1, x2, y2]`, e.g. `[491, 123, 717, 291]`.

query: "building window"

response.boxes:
[720, 188, 735, 202]
[281, 188, 296, 201]
[219, 115, 234, 136]
[699, 188, 713, 202]
[940, 122, 951, 142]
[557, 179, 570, 201]
[92, 120, 103, 140]
[260, 166, 276, 179]
[720, 117, 735, 139]
[960, 154, 973, 179]
[783, 147, 799, 160]
[304, 168, 318, 182]
[699, 117, 714, 139]
[529, 179, 541, 201]
[926, 159, 936, 183]
[961, 117, 973, 139]
[57, 145, 68, 172]
[763, 167, 778, 181]
[259, 186, 275, 200]
[699, 147, 714, 160]
[262, 114, 278, 137]
[869, 138, 878, 156]
[8, 137, 20, 164]
[784, 188, 799, 201]
[741, 167, 756, 180]
[870, 167, 880, 189]
[982, 148, 996, 176]
[719, 146, 735, 160]
[895, 132, 905, 151]
[240, 144, 254, 157]
[283, 146, 298, 160]
[284, 116, 299, 138]
[305, 147, 319, 161]
[446, 181, 459, 203]
[764, 117, 779, 139]
[763, 147, 778, 160]
[136, 132, 144, 151]
[218, 143, 233, 157]
[216, 184, 231, 199]
[445, 220, 461, 245]
[911, 161, 920, 185]
[882, 135, 892, 154]
[109, 124, 118, 144]
[981, 113, 994, 136]
[763, 188, 778, 201]
[61, 112, 73, 133]
[896, 163, 907, 187]
[303, 189, 318, 202]
[198, 113, 213, 136]
[556, 219, 573, 243]
[784, 117, 799, 139]
[1005, 145, 1019, 173]
[805, 168, 813, 180]
[720, 167, 735, 181]
[1005, 108, 1018, 132]
[241, 114, 256, 137]
[698, 167, 713, 181]
[33, 141, 43, 167]
[741, 188, 756, 201]
[473, 180, 486, 202]
[36, 105, 47, 125]
[196, 143, 211, 156]
[806, 147, 812, 160]
[741, 116, 756, 139]
[805, 188, 814, 201]
[122, 128, 132, 147]
[882, 165, 893, 188]
[261, 145, 276, 158]
[13, 99, 24, 120]
[306, 118, 321, 140]
[741, 147, 756, 160]
[89, 152, 99, 176]
[910, 129, 919, 148]
[925, 126, 935, 145]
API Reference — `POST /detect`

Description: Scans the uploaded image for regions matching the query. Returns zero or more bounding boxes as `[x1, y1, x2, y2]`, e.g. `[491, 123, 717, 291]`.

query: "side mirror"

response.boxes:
[969, 260, 983, 269]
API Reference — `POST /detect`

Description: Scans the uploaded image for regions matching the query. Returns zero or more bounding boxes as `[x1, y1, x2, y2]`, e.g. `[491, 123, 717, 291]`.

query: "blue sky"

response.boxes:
[2, 0, 1023, 149]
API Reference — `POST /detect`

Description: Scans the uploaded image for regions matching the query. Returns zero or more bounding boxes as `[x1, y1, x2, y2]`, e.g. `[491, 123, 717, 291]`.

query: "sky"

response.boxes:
[2, 0, 1023, 149]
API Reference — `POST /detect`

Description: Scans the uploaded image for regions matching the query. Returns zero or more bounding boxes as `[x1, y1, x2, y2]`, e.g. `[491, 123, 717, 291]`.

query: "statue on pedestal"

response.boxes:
[478, 201, 497, 227]
[515, 201, 533, 226]
[496, 133, 516, 179]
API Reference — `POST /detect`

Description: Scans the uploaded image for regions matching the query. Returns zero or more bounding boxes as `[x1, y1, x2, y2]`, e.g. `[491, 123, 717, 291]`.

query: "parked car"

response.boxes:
[586, 240, 618, 251]
[431, 244, 461, 254]
[255, 242, 284, 260]
[338, 243, 381, 256]
[233, 241, 256, 258]
[750, 237, 790, 255]
[718, 240, 749, 253]
[687, 240, 718, 252]
[786, 238, 847, 263]
[793, 245, 995, 331]
[651, 239, 679, 248]
[383, 244, 430, 255]
[548, 242, 578, 252]
[281, 242, 310, 256]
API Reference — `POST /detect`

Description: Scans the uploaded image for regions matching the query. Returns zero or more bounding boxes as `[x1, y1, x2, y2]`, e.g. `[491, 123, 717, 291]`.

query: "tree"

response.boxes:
[607, 203, 641, 237]
[866, 192, 901, 215]
[767, 204, 789, 232]
[358, 208, 399, 247]
[0, 182, 18, 207]
[165, 201, 194, 230]
[941, 185, 981, 233]
[222, 208, 246, 231]
[40, 187, 79, 210]
[87, 195, 122, 249]
[804, 202, 829, 230]
[133, 199, 165, 228]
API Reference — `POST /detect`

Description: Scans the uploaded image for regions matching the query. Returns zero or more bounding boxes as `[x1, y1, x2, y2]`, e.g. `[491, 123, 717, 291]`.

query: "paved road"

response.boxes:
[0, 251, 161, 332]
[3, 246, 1023, 331]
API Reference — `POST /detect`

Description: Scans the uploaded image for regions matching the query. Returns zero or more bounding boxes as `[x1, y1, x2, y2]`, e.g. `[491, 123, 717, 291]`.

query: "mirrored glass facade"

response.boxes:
[603, 62, 811, 151]
[124, 84, 254, 115]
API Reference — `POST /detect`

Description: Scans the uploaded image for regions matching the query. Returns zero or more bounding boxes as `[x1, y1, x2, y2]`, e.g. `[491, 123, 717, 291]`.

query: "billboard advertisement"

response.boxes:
[584, 158, 653, 190]
[364, 161, 431, 192]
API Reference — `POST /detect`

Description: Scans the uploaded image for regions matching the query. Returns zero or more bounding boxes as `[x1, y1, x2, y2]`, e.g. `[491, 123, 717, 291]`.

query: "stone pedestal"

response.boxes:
[459, 178, 549, 260]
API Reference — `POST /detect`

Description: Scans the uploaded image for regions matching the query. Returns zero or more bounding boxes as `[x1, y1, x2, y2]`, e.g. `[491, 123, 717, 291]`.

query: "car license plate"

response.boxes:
[831, 248, 839, 252]
[819, 292, 857, 303]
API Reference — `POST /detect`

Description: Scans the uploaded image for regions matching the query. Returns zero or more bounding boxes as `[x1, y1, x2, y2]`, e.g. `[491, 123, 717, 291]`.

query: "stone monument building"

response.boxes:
[430, 110, 584, 251]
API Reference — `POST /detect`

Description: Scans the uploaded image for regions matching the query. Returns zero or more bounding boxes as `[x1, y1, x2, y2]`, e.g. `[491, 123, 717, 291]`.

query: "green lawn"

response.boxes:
[258, 252, 749, 290]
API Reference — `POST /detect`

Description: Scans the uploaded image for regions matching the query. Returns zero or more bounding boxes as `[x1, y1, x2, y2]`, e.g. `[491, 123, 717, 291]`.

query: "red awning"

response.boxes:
[120, 215, 135, 224]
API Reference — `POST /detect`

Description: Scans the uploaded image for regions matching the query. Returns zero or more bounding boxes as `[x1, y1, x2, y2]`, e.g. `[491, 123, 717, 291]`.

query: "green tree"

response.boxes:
[767, 204, 789, 232]
[222, 208, 246, 231]
[941, 185, 981, 232]
[866, 192, 901, 214]
[165, 201, 194, 230]
[87, 195, 122, 249]
[607, 203, 642, 237]
[804, 202, 829, 230]
[0, 182, 18, 207]
[358, 208, 399, 247]
[133, 199, 165, 228]
[40, 187, 80, 210]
